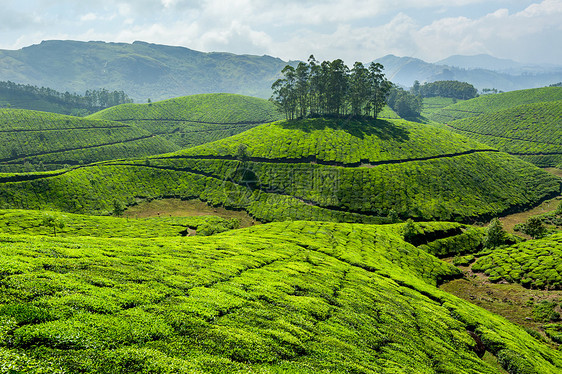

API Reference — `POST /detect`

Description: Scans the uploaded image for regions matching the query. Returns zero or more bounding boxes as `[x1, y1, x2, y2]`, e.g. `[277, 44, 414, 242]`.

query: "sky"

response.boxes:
[1, 0, 561, 65]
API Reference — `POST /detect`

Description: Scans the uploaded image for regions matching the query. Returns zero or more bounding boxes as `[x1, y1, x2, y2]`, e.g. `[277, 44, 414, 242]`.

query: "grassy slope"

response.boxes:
[472, 232, 562, 289]
[0, 220, 560, 373]
[446, 100, 562, 167]
[0, 118, 559, 223]
[0, 109, 179, 172]
[427, 87, 562, 123]
[0, 209, 239, 238]
[88, 93, 284, 149]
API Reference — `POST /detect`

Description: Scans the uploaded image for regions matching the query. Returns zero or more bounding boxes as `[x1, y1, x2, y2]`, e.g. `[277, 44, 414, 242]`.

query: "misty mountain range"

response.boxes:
[0, 40, 560, 102]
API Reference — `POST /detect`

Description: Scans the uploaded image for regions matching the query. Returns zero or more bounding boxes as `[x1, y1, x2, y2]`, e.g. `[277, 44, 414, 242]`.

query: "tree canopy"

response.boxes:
[271, 56, 392, 120]
[413, 80, 478, 100]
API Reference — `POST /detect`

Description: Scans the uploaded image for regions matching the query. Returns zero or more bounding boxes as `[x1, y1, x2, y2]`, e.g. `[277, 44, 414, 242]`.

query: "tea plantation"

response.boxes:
[0, 220, 561, 373]
[0, 117, 559, 223]
[427, 87, 562, 123]
[447, 100, 562, 167]
[0, 109, 179, 172]
[472, 232, 562, 289]
[88, 93, 284, 149]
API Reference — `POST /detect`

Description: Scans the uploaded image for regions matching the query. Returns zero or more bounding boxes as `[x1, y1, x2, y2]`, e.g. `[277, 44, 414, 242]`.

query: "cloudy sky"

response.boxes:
[1, 0, 561, 64]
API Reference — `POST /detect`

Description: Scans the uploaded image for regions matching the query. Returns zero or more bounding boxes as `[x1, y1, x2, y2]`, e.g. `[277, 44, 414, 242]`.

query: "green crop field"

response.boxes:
[420, 97, 462, 119]
[446, 100, 562, 167]
[426, 87, 562, 123]
[0, 209, 240, 238]
[0, 109, 179, 172]
[88, 93, 284, 149]
[0, 219, 561, 373]
[472, 233, 562, 289]
[0, 117, 558, 223]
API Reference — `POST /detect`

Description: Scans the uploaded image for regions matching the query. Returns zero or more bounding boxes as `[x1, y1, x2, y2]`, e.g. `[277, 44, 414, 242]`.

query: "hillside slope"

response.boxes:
[0, 220, 560, 373]
[0, 40, 291, 101]
[427, 87, 562, 123]
[88, 93, 284, 149]
[447, 100, 562, 167]
[0, 108, 179, 172]
[0, 118, 558, 223]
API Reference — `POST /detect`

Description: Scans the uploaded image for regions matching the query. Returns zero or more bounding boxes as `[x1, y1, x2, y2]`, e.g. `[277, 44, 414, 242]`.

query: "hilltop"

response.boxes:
[0, 219, 561, 373]
[447, 100, 562, 167]
[0, 117, 558, 223]
[0, 108, 179, 172]
[0, 40, 291, 101]
[426, 87, 562, 123]
[88, 93, 284, 149]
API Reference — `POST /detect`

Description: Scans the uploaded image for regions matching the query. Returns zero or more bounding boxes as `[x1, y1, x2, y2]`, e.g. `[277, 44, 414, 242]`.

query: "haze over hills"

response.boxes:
[1, 40, 561, 103]
[375, 54, 562, 91]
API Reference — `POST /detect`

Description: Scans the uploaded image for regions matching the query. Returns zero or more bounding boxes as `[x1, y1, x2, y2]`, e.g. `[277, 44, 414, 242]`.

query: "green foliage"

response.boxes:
[387, 87, 422, 119]
[41, 214, 65, 237]
[0, 209, 239, 238]
[447, 100, 562, 167]
[452, 254, 476, 266]
[519, 217, 548, 239]
[427, 86, 562, 123]
[271, 57, 391, 120]
[531, 301, 560, 323]
[417, 80, 478, 100]
[0, 108, 179, 172]
[0, 117, 559, 224]
[544, 323, 562, 343]
[472, 232, 562, 289]
[0, 80, 133, 116]
[0, 221, 560, 372]
[483, 218, 507, 248]
[89, 93, 283, 149]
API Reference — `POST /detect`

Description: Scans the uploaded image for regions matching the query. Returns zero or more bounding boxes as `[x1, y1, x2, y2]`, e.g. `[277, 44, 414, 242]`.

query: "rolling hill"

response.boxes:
[88, 93, 284, 149]
[446, 100, 562, 167]
[426, 87, 562, 123]
[0, 218, 561, 373]
[0, 117, 558, 223]
[0, 108, 179, 172]
[0, 40, 292, 102]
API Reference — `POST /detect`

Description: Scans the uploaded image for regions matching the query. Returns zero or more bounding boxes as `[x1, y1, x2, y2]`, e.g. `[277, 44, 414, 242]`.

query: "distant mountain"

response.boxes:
[374, 54, 562, 91]
[436, 54, 524, 72]
[0, 40, 291, 102]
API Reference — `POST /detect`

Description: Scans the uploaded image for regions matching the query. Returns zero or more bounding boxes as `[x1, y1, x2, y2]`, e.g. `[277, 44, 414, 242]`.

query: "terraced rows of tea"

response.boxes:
[1, 219, 561, 373]
[0, 109, 179, 172]
[0, 118, 558, 223]
[446, 100, 562, 167]
[472, 232, 562, 289]
[427, 87, 562, 123]
[88, 93, 284, 149]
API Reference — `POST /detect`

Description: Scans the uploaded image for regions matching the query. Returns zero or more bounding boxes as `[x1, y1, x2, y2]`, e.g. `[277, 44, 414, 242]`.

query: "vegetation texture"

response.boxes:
[0, 220, 561, 373]
[426, 87, 562, 123]
[447, 100, 562, 167]
[88, 93, 283, 149]
[472, 232, 562, 289]
[0, 118, 559, 223]
[0, 109, 179, 172]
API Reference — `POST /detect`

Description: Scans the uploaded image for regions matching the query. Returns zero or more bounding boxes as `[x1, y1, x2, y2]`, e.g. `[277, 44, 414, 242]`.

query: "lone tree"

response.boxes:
[41, 214, 65, 237]
[521, 217, 547, 239]
[483, 218, 507, 248]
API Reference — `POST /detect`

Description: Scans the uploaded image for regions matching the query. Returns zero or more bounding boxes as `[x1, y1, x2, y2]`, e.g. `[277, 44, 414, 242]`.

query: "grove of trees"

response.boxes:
[412, 80, 478, 100]
[270, 56, 392, 120]
[0, 81, 133, 113]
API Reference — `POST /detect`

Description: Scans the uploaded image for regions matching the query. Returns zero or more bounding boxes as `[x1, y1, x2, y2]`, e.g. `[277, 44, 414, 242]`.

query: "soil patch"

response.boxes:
[123, 198, 258, 228]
